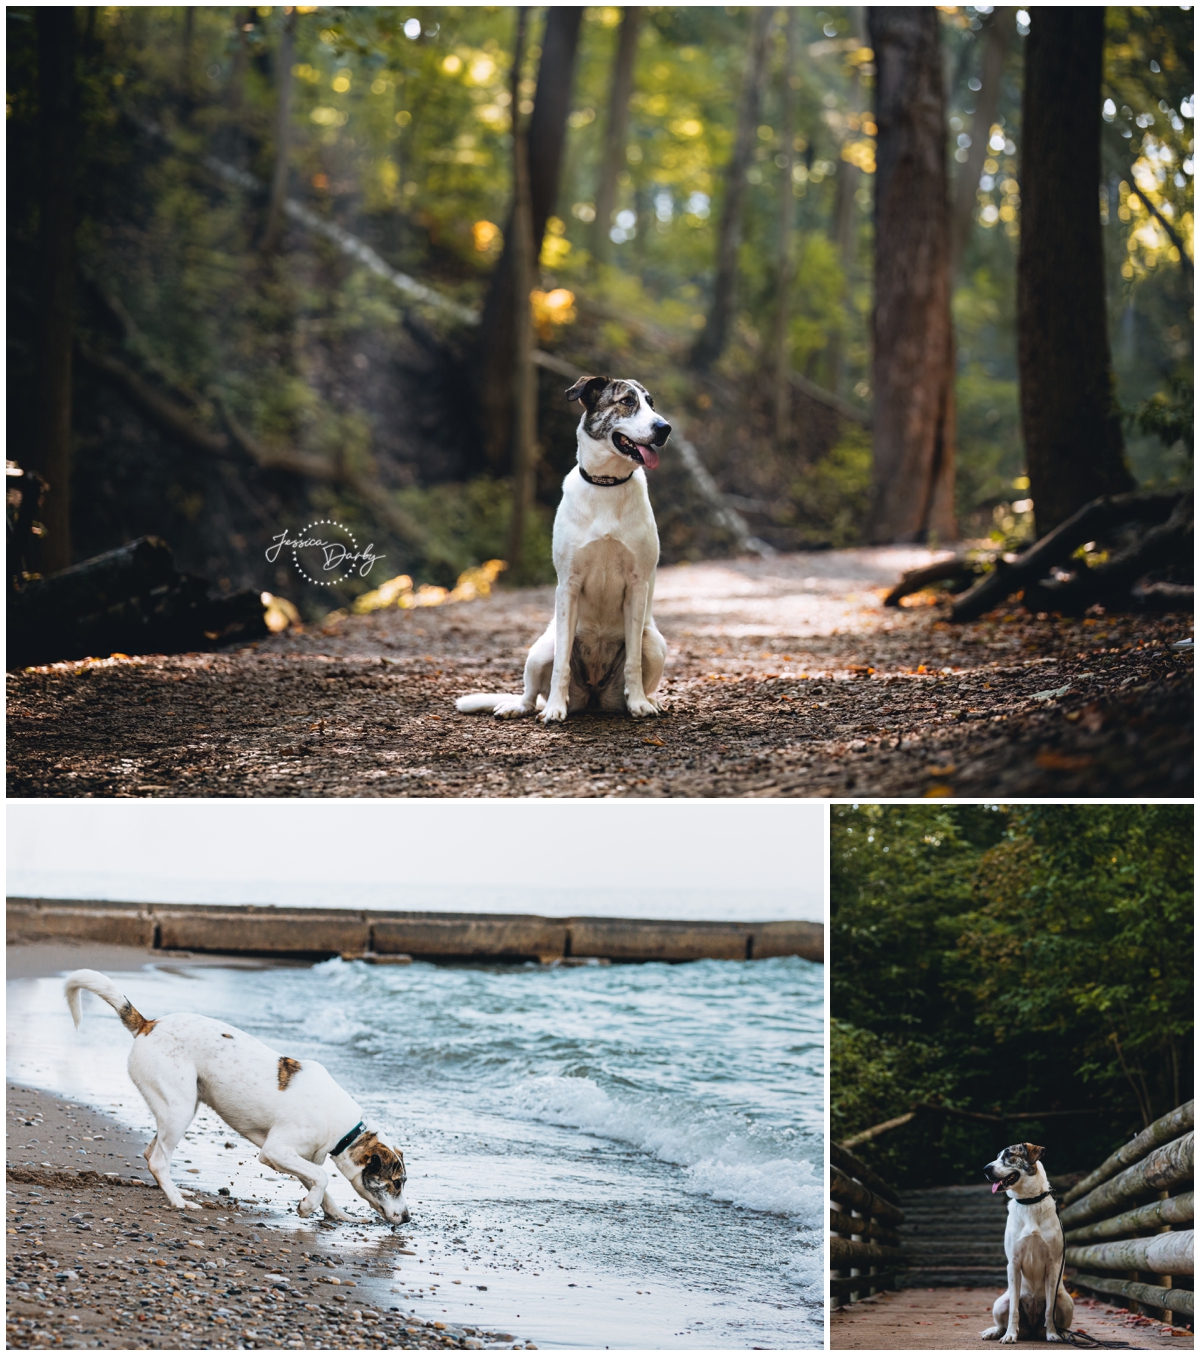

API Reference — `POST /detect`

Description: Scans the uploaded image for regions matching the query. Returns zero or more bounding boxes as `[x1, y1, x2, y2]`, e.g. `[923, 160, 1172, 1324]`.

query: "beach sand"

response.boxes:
[6, 942, 536, 1352]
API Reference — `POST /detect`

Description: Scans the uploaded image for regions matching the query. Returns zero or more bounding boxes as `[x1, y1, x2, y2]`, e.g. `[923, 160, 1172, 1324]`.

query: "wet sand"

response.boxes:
[5, 943, 537, 1351]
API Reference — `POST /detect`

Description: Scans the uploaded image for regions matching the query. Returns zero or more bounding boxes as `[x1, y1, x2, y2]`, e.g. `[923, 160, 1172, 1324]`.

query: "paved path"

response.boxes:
[831, 1286, 1194, 1349]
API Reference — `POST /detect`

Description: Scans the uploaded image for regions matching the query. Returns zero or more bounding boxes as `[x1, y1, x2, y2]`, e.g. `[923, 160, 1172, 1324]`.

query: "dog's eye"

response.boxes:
[623, 395, 636, 406]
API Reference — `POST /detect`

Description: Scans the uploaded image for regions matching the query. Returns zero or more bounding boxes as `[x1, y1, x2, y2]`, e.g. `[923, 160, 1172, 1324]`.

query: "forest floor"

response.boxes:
[830, 1286, 1194, 1349]
[6, 547, 1193, 798]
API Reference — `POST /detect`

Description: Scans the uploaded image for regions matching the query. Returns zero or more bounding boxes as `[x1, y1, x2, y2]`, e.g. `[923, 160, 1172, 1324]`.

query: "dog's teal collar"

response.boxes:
[580, 466, 635, 487]
[1015, 1189, 1056, 1206]
[331, 1121, 365, 1157]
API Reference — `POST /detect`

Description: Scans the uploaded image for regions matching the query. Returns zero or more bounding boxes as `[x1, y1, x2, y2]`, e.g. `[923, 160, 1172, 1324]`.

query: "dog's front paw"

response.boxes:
[1045, 1333, 1062, 1343]
[181, 1200, 203, 1211]
[322, 1205, 353, 1223]
[493, 697, 532, 720]
[540, 699, 569, 724]
[980, 1327, 1003, 1341]
[297, 1199, 317, 1218]
[999, 1333, 1019, 1345]
[625, 695, 660, 719]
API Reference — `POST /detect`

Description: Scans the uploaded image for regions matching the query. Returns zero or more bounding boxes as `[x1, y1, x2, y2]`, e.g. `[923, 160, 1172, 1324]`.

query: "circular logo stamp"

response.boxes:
[264, 521, 386, 583]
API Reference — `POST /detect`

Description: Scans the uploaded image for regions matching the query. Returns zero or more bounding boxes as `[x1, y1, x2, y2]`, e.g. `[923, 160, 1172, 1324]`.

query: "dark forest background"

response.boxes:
[7, 6, 1194, 617]
[831, 803, 1194, 1189]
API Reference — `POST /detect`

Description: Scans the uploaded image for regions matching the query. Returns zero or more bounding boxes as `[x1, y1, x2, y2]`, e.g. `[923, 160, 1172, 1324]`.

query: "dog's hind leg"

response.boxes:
[259, 1137, 331, 1219]
[319, 1188, 354, 1222]
[981, 1292, 1009, 1341]
[133, 1071, 202, 1210]
[494, 624, 554, 719]
[1052, 1282, 1073, 1338]
[641, 619, 666, 707]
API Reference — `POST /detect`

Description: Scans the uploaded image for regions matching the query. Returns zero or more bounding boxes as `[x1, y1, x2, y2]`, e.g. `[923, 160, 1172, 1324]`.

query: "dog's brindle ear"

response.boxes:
[1025, 1143, 1045, 1165]
[565, 375, 610, 409]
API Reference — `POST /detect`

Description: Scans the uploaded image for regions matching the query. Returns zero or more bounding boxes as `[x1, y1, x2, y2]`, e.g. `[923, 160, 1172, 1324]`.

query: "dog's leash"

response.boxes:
[1020, 1191, 1131, 1349]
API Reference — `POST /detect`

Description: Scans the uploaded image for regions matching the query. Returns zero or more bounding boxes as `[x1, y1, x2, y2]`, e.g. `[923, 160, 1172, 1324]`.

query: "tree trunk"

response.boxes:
[771, 9, 798, 441]
[1060, 1132, 1194, 1231]
[826, 7, 868, 396]
[950, 7, 1013, 273]
[504, 9, 538, 580]
[261, 10, 297, 254]
[1066, 1231, 1194, 1277]
[1063, 1102, 1194, 1207]
[591, 8, 642, 269]
[33, 5, 78, 574]
[689, 7, 773, 371]
[1017, 7, 1133, 536]
[476, 8, 582, 470]
[1063, 1191, 1194, 1246]
[866, 7, 957, 544]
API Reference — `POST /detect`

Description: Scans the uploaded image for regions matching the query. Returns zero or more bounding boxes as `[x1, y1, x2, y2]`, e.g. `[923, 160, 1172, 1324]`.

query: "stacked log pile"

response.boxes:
[830, 1142, 907, 1304]
[1062, 1100, 1194, 1324]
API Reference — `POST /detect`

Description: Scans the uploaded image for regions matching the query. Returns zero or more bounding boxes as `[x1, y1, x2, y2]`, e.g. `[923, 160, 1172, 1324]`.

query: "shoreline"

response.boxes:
[5, 943, 536, 1351]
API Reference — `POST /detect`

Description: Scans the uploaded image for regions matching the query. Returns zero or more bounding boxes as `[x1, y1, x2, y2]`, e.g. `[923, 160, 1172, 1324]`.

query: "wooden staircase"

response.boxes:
[897, 1183, 1010, 1289]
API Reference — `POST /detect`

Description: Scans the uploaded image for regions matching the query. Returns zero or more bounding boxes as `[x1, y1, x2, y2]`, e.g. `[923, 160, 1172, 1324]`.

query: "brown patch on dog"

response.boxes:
[222, 1032, 233, 1039]
[1024, 1142, 1045, 1165]
[119, 1001, 157, 1037]
[348, 1132, 406, 1189]
[277, 1056, 303, 1090]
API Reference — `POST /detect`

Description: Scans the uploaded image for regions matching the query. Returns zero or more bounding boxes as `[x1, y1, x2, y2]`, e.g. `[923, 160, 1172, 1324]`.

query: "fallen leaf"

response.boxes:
[1035, 750, 1094, 771]
[927, 764, 957, 777]
[643, 736, 665, 747]
[923, 785, 954, 798]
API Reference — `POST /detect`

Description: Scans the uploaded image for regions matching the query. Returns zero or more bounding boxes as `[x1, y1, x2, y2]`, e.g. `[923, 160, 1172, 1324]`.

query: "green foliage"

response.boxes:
[832, 804, 1193, 1187]
[789, 426, 872, 548]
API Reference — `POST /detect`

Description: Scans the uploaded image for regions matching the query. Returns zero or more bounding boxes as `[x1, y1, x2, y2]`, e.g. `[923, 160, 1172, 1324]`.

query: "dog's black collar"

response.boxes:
[1015, 1189, 1056, 1206]
[331, 1121, 365, 1157]
[579, 465, 635, 486]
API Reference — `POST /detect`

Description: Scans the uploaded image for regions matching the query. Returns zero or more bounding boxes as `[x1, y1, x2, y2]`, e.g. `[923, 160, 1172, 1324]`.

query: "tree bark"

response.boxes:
[1066, 1231, 1194, 1277]
[866, 7, 957, 544]
[1063, 1190, 1194, 1246]
[771, 9, 798, 441]
[950, 7, 1013, 273]
[261, 10, 297, 254]
[1062, 1101, 1194, 1207]
[829, 1168, 906, 1228]
[33, 5, 79, 573]
[504, 9, 538, 580]
[1060, 1132, 1194, 1231]
[1017, 7, 1133, 536]
[689, 7, 773, 371]
[476, 8, 582, 469]
[590, 8, 642, 269]
[826, 6, 868, 396]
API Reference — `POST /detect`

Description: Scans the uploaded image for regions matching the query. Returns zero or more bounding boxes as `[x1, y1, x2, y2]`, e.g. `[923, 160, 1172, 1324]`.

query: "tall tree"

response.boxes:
[689, 7, 773, 372]
[826, 7, 869, 397]
[261, 9, 297, 254]
[950, 7, 1014, 274]
[476, 7, 582, 469]
[33, 6, 79, 573]
[1018, 8, 1133, 535]
[770, 9, 798, 440]
[866, 7, 957, 544]
[504, 9, 538, 579]
[590, 8, 642, 270]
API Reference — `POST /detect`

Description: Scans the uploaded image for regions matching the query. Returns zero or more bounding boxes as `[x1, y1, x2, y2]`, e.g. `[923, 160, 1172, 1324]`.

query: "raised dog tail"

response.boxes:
[64, 969, 156, 1036]
[455, 693, 511, 714]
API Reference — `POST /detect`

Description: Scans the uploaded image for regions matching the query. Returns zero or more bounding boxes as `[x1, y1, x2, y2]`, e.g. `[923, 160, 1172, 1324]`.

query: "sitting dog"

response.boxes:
[981, 1142, 1073, 1343]
[456, 375, 671, 722]
[64, 969, 409, 1224]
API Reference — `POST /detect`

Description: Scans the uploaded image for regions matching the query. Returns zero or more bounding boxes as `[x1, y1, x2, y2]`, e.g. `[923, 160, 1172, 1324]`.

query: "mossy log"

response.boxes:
[830, 1209, 902, 1248]
[1063, 1191, 1193, 1244]
[1060, 1131, 1194, 1230]
[830, 1237, 908, 1268]
[1069, 1274, 1194, 1319]
[1061, 1101, 1193, 1207]
[830, 1142, 903, 1207]
[1065, 1229, 1194, 1274]
[830, 1167, 905, 1228]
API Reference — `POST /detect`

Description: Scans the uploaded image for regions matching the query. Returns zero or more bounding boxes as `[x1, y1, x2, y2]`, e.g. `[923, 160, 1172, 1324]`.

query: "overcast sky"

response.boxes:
[6, 801, 826, 921]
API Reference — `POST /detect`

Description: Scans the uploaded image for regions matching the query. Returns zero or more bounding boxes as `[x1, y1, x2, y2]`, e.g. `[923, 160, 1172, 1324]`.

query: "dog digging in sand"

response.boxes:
[64, 969, 409, 1224]
[456, 375, 671, 722]
[982, 1142, 1073, 1343]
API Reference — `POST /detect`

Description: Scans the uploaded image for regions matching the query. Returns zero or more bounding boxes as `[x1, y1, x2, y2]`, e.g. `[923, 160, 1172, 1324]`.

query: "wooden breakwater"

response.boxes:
[1062, 1100, 1194, 1323]
[6, 897, 823, 965]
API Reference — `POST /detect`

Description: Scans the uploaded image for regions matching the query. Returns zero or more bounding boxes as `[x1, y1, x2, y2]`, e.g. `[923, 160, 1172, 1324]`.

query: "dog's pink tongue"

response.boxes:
[639, 445, 660, 470]
[991, 1181, 1002, 1194]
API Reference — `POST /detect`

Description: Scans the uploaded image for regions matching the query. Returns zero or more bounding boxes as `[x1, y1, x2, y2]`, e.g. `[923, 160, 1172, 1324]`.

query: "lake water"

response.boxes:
[6, 954, 824, 1348]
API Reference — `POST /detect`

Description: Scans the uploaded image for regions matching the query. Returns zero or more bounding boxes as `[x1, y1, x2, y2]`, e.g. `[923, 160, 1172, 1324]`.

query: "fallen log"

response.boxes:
[1068, 1273, 1194, 1319]
[950, 490, 1184, 623]
[7, 536, 269, 668]
[884, 557, 979, 607]
[1065, 1229, 1194, 1275]
[1059, 1131, 1194, 1230]
[1062, 1102, 1194, 1207]
[830, 1237, 908, 1268]
[1063, 1190, 1194, 1244]
[830, 1168, 905, 1229]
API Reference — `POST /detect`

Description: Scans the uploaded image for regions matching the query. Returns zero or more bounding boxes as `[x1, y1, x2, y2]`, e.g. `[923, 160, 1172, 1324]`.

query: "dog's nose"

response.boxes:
[653, 419, 671, 445]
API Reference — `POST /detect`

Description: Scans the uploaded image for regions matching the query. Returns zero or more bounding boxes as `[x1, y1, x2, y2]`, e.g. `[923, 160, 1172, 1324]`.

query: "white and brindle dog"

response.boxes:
[982, 1142, 1073, 1343]
[456, 375, 671, 722]
[64, 969, 409, 1224]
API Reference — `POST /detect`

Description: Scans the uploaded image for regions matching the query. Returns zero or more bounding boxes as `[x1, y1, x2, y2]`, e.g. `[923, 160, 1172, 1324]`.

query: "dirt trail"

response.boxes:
[7, 548, 1192, 798]
[830, 1286, 1193, 1349]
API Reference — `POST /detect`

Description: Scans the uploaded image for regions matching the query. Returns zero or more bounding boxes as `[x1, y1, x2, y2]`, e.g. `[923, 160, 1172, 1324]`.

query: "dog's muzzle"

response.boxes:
[985, 1166, 1021, 1194]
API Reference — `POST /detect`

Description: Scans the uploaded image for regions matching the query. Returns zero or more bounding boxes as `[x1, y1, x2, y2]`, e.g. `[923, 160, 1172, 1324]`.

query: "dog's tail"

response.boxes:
[455, 693, 513, 714]
[64, 969, 156, 1036]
